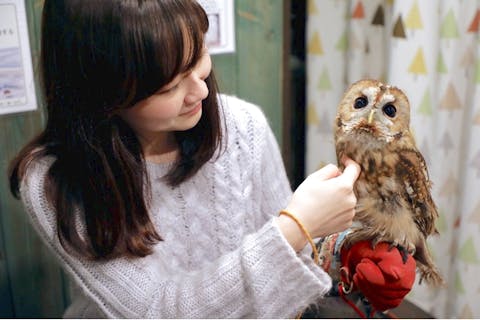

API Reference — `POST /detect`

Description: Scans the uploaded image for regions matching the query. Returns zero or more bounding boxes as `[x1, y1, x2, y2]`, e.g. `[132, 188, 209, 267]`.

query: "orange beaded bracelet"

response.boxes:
[279, 210, 319, 265]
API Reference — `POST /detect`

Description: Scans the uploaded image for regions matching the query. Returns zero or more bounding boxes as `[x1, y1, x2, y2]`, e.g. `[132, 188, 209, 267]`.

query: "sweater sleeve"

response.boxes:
[250, 97, 334, 305]
[21, 141, 331, 318]
[258, 109, 294, 220]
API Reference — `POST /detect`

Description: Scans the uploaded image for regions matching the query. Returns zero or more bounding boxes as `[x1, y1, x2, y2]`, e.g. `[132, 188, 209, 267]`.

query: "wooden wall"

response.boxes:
[212, 1, 289, 144]
[0, 0, 69, 317]
[0, 0, 289, 317]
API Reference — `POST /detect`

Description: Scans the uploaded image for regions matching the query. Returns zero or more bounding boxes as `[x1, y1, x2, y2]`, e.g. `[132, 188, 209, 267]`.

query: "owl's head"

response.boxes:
[335, 79, 411, 144]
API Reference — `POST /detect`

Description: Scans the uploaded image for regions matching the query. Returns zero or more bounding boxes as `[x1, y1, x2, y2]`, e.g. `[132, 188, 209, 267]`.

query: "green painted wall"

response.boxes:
[0, 0, 288, 317]
[0, 0, 69, 318]
[212, 0, 287, 144]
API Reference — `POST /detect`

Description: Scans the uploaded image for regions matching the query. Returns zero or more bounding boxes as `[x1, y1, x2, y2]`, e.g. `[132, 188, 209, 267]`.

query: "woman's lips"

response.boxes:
[182, 102, 202, 116]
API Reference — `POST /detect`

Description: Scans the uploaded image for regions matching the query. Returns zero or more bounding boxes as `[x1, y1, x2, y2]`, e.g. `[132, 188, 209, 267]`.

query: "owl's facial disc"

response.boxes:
[357, 86, 397, 124]
[346, 86, 398, 139]
[361, 86, 380, 102]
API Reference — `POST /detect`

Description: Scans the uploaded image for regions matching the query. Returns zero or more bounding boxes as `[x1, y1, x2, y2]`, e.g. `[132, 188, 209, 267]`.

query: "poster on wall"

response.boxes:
[0, 0, 37, 115]
[197, 0, 235, 55]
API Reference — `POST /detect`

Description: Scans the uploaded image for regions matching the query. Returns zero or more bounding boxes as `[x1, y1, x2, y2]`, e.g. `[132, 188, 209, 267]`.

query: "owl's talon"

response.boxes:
[403, 242, 416, 255]
[396, 245, 411, 264]
[371, 237, 382, 249]
[389, 240, 399, 251]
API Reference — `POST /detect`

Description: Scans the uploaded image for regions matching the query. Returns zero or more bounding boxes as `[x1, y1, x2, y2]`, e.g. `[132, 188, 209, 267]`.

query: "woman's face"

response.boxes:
[119, 49, 212, 139]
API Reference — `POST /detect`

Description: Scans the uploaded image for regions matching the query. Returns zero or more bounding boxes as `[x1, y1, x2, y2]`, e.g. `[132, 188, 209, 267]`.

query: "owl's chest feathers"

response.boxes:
[341, 141, 421, 244]
[336, 135, 410, 219]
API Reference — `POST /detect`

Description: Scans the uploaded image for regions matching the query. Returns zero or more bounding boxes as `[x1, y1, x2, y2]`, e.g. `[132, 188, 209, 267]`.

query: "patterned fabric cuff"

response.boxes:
[317, 229, 352, 275]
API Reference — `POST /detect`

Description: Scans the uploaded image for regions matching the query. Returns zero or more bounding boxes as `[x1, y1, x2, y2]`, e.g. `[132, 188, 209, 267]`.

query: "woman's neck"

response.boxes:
[138, 132, 179, 164]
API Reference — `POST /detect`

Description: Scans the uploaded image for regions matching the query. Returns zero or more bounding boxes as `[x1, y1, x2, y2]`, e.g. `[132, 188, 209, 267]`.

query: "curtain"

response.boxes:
[306, 0, 480, 318]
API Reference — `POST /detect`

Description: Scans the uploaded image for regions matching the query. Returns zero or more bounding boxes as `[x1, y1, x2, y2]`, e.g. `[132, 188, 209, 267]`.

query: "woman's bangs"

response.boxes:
[175, 1, 209, 73]
[121, 0, 209, 106]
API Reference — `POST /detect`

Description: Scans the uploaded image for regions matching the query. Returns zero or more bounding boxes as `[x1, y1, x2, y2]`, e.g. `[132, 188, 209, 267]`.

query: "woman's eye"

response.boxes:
[158, 83, 179, 95]
[383, 104, 397, 117]
[165, 84, 179, 92]
[354, 96, 368, 109]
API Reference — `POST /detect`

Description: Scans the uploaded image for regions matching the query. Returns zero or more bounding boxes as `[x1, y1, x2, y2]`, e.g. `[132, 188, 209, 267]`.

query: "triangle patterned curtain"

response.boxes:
[306, 0, 480, 318]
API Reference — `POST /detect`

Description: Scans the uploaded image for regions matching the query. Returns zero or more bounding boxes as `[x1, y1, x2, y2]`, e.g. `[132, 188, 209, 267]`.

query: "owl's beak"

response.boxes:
[367, 109, 375, 124]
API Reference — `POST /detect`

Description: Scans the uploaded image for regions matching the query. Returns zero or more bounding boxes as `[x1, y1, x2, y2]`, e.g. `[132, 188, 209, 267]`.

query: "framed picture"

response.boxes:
[198, 0, 235, 55]
[0, 0, 37, 115]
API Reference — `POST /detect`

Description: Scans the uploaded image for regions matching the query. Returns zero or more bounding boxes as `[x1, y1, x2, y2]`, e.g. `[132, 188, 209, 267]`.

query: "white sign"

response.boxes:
[0, 0, 37, 115]
[198, 0, 235, 55]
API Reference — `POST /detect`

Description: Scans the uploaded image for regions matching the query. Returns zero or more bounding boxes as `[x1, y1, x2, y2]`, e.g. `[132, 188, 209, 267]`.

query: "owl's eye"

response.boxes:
[383, 104, 397, 118]
[354, 96, 368, 109]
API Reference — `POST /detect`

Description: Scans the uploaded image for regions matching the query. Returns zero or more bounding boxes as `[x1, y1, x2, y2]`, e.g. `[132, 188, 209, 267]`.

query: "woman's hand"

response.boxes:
[277, 158, 360, 251]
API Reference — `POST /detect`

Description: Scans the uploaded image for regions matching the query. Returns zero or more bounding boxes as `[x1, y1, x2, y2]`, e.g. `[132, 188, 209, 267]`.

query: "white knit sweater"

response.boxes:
[20, 95, 332, 318]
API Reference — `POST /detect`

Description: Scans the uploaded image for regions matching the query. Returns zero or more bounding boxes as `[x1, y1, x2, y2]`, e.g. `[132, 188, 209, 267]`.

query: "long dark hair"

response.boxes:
[9, 0, 223, 259]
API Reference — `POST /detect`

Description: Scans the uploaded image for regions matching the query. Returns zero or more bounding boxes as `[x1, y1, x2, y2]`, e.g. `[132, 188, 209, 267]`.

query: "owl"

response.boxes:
[334, 79, 443, 286]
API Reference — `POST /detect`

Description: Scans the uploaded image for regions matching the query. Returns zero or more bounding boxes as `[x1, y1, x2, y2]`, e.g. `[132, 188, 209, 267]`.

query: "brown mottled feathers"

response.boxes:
[397, 149, 438, 237]
[334, 79, 443, 286]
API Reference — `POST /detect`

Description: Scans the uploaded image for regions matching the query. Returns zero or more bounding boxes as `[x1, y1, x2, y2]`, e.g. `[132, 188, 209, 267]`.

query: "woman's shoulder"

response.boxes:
[17, 154, 58, 236]
[22, 154, 55, 180]
[19, 154, 55, 205]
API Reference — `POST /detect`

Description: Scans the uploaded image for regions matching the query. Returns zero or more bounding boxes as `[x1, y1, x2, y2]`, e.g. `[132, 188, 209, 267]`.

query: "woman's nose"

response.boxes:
[184, 73, 209, 104]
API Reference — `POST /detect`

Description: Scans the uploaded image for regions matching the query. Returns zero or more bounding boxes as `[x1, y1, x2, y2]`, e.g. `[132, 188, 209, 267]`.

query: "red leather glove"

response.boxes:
[340, 241, 416, 311]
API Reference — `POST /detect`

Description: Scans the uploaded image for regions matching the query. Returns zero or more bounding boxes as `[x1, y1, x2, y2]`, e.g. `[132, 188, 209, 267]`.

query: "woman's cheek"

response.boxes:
[137, 96, 182, 120]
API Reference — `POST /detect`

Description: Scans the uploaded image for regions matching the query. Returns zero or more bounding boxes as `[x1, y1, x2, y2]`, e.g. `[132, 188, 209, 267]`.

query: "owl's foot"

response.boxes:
[395, 245, 412, 264]
[341, 230, 365, 249]
[369, 232, 387, 249]
[388, 239, 416, 263]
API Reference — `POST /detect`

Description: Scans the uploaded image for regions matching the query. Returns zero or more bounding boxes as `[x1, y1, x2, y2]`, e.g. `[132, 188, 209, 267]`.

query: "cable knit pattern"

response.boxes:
[19, 95, 332, 318]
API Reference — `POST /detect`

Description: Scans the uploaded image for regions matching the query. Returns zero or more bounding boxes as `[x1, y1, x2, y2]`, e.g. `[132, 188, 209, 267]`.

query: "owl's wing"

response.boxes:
[397, 149, 439, 237]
